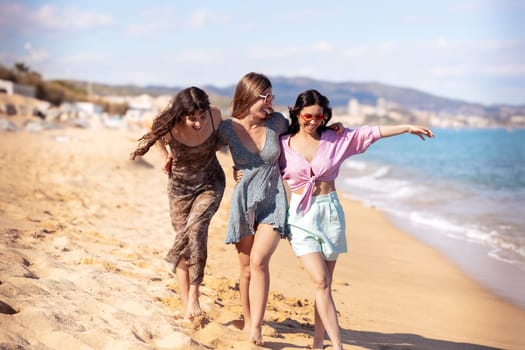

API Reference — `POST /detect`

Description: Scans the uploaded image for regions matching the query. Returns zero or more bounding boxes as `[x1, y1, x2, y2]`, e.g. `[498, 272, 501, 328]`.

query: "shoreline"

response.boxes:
[1, 126, 525, 349]
[335, 182, 525, 310]
[385, 210, 525, 310]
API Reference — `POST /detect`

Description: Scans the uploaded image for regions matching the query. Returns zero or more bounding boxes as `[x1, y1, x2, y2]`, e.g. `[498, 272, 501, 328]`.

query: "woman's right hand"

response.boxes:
[163, 155, 173, 176]
[233, 166, 243, 183]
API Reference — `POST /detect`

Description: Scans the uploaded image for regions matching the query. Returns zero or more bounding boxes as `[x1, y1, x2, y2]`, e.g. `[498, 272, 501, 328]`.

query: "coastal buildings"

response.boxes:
[336, 97, 525, 128]
[2, 91, 524, 131]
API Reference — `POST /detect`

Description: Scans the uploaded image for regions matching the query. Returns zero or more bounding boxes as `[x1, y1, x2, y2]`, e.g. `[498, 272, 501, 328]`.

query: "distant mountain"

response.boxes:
[82, 77, 525, 120]
[205, 76, 525, 119]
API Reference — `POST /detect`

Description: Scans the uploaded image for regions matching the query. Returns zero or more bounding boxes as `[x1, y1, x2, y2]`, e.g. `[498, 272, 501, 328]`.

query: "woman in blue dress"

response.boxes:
[218, 72, 289, 345]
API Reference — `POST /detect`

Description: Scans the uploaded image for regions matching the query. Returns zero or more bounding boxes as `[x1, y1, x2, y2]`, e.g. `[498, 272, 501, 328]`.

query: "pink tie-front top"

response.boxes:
[279, 126, 381, 214]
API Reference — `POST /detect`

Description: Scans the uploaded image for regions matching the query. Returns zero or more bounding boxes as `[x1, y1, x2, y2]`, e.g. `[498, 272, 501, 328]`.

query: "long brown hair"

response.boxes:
[231, 72, 271, 119]
[130, 87, 210, 159]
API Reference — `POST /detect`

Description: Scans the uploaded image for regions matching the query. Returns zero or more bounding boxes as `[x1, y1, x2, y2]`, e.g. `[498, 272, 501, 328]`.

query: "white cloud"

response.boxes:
[342, 46, 367, 58]
[126, 7, 231, 35]
[312, 41, 335, 52]
[30, 4, 113, 30]
[186, 8, 210, 29]
[434, 37, 450, 48]
[0, 2, 113, 34]
[125, 5, 174, 35]
[379, 41, 396, 51]
[184, 8, 232, 28]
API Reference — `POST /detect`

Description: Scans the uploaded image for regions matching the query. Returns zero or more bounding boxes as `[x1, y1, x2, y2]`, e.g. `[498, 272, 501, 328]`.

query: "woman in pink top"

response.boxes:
[279, 89, 434, 349]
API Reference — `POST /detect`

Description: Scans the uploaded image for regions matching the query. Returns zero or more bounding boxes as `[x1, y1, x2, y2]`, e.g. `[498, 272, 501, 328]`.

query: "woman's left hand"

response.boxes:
[329, 121, 344, 135]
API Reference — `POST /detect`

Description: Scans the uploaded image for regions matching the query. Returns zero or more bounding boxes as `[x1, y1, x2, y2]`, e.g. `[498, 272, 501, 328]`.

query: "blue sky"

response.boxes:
[1, 0, 524, 105]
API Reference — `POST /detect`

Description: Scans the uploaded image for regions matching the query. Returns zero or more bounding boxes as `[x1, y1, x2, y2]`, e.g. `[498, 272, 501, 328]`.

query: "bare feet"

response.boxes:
[249, 327, 264, 346]
[184, 289, 202, 320]
[183, 309, 202, 320]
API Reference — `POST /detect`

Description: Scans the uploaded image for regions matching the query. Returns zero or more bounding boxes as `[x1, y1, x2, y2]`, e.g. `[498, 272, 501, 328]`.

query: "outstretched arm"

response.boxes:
[379, 124, 434, 141]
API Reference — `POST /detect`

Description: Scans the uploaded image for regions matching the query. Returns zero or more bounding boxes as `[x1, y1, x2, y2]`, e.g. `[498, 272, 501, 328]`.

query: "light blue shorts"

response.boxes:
[287, 191, 347, 261]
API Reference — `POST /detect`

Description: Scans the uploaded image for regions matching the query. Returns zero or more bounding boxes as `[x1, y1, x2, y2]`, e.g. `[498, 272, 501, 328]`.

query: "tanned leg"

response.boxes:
[186, 284, 202, 319]
[312, 259, 338, 349]
[175, 259, 192, 319]
[235, 235, 254, 331]
[248, 224, 281, 345]
[313, 302, 324, 349]
[300, 253, 342, 349]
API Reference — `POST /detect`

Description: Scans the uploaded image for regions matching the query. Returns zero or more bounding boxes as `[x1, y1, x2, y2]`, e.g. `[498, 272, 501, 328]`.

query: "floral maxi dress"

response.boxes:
[164, 115, 225, 285]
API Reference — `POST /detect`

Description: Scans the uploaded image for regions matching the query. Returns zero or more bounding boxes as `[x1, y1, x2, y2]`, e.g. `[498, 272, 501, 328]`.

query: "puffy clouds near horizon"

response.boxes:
[1, 0, 524, 105]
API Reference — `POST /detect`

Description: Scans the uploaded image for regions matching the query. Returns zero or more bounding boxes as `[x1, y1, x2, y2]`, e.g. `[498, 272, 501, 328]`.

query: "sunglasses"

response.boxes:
[300, 113, 325, 121]
[259, 94, 275, 103]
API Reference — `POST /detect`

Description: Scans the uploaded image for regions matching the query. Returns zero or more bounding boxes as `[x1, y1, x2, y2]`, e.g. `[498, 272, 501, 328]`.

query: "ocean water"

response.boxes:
[336, 127, 525, 308]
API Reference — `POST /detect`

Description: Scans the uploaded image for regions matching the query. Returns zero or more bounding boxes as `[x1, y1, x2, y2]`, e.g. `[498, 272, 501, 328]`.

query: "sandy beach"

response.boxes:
[1, 114, 525, 349]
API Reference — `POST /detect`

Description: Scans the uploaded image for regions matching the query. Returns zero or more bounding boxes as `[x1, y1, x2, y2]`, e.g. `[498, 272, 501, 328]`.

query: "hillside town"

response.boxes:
[335, 97, 525, 128]
[1, 78, 524, 133]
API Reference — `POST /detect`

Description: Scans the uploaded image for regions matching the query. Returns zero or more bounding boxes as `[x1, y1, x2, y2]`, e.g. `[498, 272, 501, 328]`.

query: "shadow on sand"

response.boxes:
[266, 318, 503, 350]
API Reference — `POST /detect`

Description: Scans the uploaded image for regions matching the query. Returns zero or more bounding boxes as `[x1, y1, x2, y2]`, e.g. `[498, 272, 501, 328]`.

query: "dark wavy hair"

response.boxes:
[287, 89, 332, 135]
[130, 86, 210, 159]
